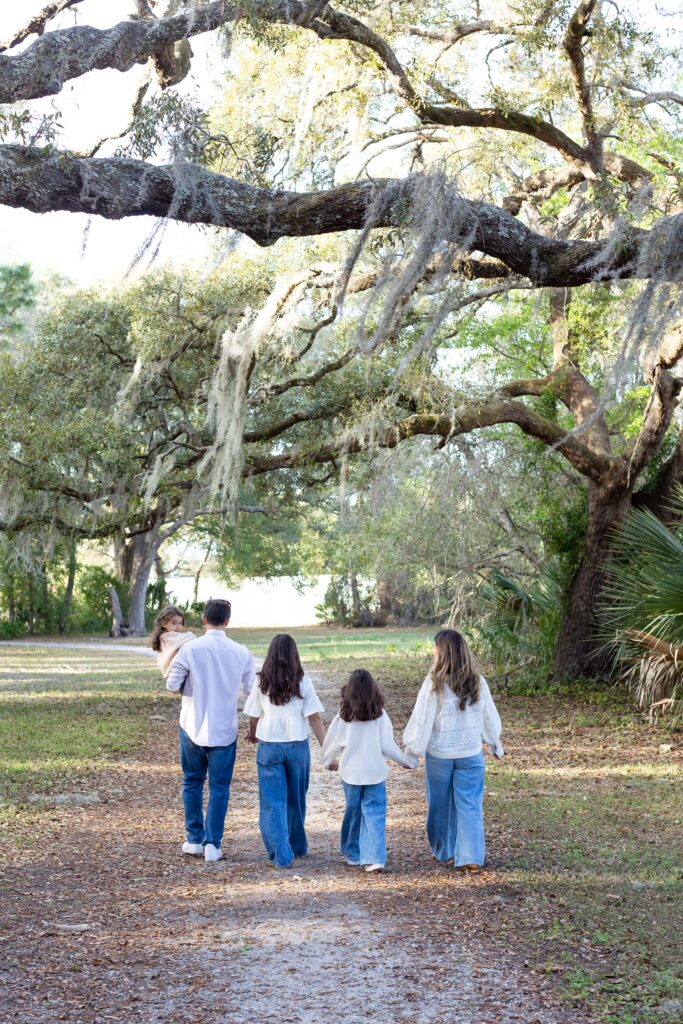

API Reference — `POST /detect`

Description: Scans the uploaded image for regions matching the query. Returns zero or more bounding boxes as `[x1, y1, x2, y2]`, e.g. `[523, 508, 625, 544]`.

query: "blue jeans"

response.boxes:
[256, 740, 310, 868]
[425, 751, 485, 866]
[341, 781, 387, 866]
[179, 728, 237, 849]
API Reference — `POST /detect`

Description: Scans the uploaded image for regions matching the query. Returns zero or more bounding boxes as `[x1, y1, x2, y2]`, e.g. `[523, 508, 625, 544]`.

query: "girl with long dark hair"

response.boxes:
[243, 633, 326, 868]
[403, 629, 504, 870]
[322, 668, 416, 873]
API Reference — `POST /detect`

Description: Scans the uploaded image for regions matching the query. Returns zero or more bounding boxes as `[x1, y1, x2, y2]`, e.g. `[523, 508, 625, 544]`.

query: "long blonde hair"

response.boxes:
[429, 629, 480, 710]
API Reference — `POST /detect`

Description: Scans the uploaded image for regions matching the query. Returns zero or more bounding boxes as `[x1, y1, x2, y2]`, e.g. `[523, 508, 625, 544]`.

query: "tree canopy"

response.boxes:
[1, 2, 682, 678]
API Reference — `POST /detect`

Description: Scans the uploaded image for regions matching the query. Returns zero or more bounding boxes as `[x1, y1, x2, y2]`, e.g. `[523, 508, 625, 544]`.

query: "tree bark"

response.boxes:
[1, 145, 679, 285]
[58, 536, 77, 635]
[126, 531, 160, 635]
[552, 478, 632, 679]
[108, 585, 128, 637]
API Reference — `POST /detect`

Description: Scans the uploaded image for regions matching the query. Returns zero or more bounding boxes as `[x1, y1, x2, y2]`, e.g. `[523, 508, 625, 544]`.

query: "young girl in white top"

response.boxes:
[403, 628, 504, 870]
[322, 668, 416, 873]
[150, 606, 195, 678]
[244, 633, 326, 869]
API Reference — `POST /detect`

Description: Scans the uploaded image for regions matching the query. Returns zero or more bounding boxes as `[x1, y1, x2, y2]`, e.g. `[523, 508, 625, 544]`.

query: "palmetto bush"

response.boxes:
[477, 567, 563, 681]
[602, 494, 683, 721]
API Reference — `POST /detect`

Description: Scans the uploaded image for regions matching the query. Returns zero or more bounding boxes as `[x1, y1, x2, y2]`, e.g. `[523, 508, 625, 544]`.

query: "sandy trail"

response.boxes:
[1, 668, 593, 1024]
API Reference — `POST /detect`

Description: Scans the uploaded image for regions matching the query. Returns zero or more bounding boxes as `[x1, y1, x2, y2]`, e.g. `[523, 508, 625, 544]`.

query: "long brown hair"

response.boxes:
[258, 633, 304, 706]
[340, 668, 385, 722]
[150, 605, 186, 652]
[429, 629, 480, 710]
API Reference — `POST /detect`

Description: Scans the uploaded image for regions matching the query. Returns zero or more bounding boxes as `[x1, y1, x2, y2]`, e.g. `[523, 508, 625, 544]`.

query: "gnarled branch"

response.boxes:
[1, 145, 679, 286]
[245, 402, 613, 482]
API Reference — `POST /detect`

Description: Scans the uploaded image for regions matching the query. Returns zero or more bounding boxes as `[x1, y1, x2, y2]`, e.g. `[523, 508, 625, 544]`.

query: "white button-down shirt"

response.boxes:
[166, 630, 255, 746]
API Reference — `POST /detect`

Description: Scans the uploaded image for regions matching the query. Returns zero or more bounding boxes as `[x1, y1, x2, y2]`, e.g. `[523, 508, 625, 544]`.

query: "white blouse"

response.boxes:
[403, 675, 504, 760]
[321, 710, 417, 786]
[243, 674, 324, 743]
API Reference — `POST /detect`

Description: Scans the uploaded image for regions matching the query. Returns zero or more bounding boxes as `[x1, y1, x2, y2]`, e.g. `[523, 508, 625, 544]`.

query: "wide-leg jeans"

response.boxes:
[180, 727, 237, 849]
[256, 739, 311, 868]
[341, 781, 387, 867]
[425, 751, 485, 867]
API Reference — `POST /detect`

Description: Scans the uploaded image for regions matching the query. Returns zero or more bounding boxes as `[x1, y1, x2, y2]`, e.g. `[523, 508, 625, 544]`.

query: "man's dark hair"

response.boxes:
[203, 598, 232, 626]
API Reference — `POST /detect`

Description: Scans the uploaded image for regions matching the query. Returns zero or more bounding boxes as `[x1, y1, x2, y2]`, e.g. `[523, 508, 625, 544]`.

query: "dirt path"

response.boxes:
[1, 672, 594, 1024]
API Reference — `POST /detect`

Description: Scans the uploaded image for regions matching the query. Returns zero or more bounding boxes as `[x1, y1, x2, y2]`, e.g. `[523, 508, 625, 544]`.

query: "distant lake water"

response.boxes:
[166, 575, 330, 627]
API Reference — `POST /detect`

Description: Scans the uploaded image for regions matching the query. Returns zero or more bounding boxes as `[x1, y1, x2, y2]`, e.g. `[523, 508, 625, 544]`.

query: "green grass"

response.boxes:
[227, 624, 435, 661]
[12, 624, 436, 661]
[0, 646, 161, 810]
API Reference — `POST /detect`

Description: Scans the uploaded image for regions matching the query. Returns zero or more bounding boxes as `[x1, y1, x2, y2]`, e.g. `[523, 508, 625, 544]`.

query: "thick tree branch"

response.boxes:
[564, 1, 601, 169]
[626, 368, 682, 481]
[0, 0, 328, 102]
[316, 7, 591, 169]
[0, 1, 651, 189]
[407, 21, 513, 45]
[503, 167, 586, 214]
[549, 289, 612, 455]
[2, 145, 679, 286]
[245, 402, 613, 481]
[243, 403, 343, 443]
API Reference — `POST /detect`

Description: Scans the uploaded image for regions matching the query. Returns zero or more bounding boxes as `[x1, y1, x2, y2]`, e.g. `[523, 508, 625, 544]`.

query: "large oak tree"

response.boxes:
[1, 1, 682, 673]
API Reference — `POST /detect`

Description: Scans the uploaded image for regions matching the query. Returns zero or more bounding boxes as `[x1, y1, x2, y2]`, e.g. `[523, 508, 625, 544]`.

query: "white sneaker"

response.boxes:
[182, 842, 204, 856]
[344, 857, 360, 866]
[365, 863, 384, 873]
[204, 843, 223, 863]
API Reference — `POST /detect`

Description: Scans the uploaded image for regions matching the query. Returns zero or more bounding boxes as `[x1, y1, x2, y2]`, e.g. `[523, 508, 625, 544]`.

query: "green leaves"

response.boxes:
[0, 264, 35, 349]
[603, 500, 683, 647]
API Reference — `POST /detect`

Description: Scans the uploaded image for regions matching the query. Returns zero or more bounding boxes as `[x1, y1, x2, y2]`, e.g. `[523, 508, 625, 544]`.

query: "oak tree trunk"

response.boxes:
[58, 537, 77, 635]
[552, 480, 632, 679]
[126, 532, 161, 636]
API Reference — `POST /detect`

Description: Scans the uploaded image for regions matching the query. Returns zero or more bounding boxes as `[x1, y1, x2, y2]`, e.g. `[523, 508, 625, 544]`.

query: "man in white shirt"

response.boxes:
[166, 599, 255, 863]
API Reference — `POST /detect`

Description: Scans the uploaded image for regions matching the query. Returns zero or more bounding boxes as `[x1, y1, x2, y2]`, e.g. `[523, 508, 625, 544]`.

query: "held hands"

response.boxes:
[327, 761, 339, 771]
[244, 729, 257, 744]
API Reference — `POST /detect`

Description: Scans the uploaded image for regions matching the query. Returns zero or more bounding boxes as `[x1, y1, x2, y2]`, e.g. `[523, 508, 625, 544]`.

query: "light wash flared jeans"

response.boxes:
[340, 781, 387, 866]
[425, 751, 486, 866]
[256, 739, 310, 868]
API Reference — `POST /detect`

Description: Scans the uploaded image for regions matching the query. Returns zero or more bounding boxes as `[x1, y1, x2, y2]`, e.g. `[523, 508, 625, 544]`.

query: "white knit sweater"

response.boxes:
[321, 711, 417, 785]
[403, 675, 504, 760]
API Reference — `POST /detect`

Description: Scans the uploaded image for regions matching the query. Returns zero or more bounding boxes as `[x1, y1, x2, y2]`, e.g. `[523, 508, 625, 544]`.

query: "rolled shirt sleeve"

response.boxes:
[480, 676, 504, 757]
[241, 650, 256, 695]
[166, 646, 190, 693]
[402, 678, 438, 758]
